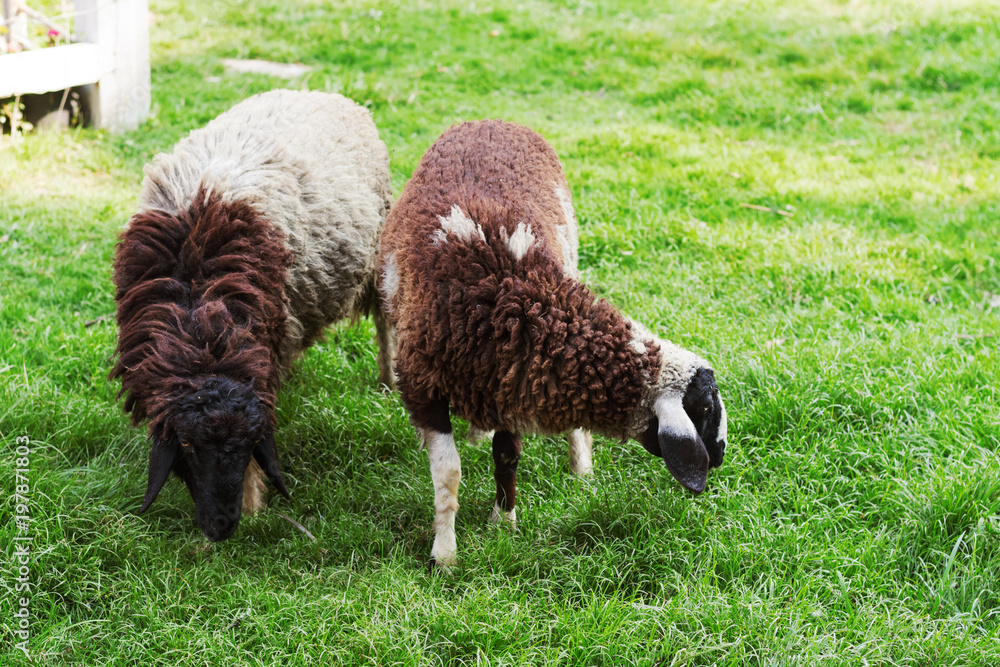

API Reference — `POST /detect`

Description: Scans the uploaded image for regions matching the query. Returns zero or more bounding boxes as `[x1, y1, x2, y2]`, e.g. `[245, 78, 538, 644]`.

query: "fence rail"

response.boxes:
[0, 0, 149, 131]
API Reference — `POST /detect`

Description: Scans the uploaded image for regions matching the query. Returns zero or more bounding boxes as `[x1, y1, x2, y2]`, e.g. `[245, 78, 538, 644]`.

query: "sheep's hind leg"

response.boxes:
[568, 429, 593, 477]
[490, 430, 522, 528]
[414, 397, 461, 571]
[467, 426, 495, 444]
[242, 459, 267, 514]
[373, 309, 397, 390]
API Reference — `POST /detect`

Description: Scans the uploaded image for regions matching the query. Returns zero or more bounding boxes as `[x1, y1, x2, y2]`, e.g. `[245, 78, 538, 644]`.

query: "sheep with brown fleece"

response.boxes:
[112, 90, 393, 541]
[378, 120, 728, 568]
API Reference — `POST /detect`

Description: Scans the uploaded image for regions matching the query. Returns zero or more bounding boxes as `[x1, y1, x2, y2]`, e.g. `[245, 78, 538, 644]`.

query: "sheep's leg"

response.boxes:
[490, 430, 522, 528]
[568, 429, 593, 477]
[467, 426, 495, 444]
[242, 458, 267, 514]
[373, 309, 397, 390]
[412, 397, 461, 570]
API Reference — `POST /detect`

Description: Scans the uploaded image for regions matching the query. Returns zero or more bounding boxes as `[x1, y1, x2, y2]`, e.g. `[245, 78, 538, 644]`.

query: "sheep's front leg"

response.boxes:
[567, 429, 593, 477]
[414, 398, 461, 570]
[490, 430, 522, 528]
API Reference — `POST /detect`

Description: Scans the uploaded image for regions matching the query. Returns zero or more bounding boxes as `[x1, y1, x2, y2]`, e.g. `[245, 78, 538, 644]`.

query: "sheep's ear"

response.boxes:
[139, 437, 179, 514]
[654, 395, 709, 494]
[638, 418, 662, 456]
[253, 432, 291, 499]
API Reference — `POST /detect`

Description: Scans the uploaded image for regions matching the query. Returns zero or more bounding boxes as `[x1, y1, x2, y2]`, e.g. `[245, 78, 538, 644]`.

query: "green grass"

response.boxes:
[2, 0, 1000, 663]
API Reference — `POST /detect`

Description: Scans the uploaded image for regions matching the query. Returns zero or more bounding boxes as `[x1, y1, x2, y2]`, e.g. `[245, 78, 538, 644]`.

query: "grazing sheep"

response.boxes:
[378, 120, 727, 568]
[112, 90, 393, 541]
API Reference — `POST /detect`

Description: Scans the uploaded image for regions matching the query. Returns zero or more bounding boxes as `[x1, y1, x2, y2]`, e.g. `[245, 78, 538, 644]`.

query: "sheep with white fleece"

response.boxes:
[113, 90, 393, 541]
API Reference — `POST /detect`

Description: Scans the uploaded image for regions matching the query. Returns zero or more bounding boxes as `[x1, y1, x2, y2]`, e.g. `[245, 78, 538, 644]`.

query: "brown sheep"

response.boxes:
[377, 120, 727, 568]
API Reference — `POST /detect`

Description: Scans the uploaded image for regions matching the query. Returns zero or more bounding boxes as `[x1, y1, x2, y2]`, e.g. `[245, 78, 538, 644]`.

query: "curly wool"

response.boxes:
[112, 192, 289, 434]
[380, 120, 686, 440]
[138, 90, 392, 366]
[114, 89, 392, 437]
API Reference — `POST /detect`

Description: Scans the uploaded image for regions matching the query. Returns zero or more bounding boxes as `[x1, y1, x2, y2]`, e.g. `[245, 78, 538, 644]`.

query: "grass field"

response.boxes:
[2, 0, 1000, 663]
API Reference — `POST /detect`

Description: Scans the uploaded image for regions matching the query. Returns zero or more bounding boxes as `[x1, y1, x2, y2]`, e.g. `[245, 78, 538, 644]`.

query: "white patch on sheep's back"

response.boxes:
[654, 394, 698, 439]
[553, 185, 580, 275]
[501, 222, 536, 260]
[625, 317, 653, 356]
[436, 205, 486, 245]
[629, 338, 647, 355]
[380, 252, 399, 312]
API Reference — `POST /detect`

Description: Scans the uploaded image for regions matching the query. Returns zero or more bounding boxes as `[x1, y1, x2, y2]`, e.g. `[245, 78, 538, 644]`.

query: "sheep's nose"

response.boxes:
[199, 502, 241, 541]
[709, 440, 726, 469]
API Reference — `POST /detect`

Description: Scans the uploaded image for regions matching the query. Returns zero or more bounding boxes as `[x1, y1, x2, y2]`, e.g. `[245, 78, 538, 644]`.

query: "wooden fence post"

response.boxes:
[75, 0, 150, 131]
[2, 0, 14, 51]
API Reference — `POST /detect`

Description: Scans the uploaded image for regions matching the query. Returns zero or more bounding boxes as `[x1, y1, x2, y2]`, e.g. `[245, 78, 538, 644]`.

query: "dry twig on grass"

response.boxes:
[273, 510, 317, 541]
[84, 314, 110, 327]
[739, 202, 794, 217]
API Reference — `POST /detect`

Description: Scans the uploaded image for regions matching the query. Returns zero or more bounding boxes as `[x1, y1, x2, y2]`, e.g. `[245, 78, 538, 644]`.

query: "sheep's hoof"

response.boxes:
[427, 555, 454, 575]
[489, 503, 518, 531]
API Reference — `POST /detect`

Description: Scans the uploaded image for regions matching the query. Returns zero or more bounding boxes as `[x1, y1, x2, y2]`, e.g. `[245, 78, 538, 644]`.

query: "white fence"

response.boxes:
[0, 0, 150, 131]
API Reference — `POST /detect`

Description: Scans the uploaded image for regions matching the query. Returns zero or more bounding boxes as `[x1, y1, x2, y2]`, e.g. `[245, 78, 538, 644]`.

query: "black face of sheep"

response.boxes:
[138, 376, 290, 542]
[639, 367, 727, 495]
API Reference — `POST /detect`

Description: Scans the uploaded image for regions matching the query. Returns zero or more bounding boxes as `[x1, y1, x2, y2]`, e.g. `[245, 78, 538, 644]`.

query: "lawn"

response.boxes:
[2, 0, 999, 663]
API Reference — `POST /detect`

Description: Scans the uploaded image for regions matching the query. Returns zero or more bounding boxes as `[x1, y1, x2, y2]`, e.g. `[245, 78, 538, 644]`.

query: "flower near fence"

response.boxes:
[0, 0, 150, 132]
[1, 0, 72, 54]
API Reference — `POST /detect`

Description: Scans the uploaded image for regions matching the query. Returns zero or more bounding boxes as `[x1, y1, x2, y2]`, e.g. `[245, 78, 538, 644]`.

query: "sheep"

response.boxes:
[377, 120, 727, 568]
[111, 90, 393, 542]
